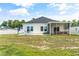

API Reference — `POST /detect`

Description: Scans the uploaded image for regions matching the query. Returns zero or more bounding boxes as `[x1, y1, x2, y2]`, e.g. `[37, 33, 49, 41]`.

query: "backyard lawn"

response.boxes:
[0, 34, 79, 56]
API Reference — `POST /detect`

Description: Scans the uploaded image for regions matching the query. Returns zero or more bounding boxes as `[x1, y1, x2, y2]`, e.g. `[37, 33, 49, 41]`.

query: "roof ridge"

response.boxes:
[26, 16, 59, 23]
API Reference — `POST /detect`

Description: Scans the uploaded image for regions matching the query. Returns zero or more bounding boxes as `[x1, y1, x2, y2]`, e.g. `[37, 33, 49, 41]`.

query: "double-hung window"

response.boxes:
[41, 26, 47, 32]
[27, 26, 30, 32]
[41, 26, 43, 31]
[44, 26, 47, 31]
[27, 26, 33, 32]
[31, 26, 33, 31]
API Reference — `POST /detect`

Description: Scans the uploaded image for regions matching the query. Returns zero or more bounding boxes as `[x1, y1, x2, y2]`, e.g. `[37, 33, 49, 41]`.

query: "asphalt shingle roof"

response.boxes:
[26, 16, 59, 23]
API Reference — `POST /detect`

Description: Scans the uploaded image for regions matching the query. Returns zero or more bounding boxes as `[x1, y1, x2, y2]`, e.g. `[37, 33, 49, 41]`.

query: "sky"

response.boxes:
[0, 3, 79, 23]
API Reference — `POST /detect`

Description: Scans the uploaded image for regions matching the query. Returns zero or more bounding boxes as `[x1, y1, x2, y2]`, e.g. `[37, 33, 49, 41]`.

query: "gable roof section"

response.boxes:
[26, 16, 59, 23]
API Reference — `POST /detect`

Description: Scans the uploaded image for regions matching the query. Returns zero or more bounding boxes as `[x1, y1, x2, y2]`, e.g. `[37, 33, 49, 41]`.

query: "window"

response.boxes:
[41, 26, 43, 31]
[27, 26, 30, 32]
[27, 26, 33, 32]
[31, 26, 33, 31]
[41, 26, 47, 31]
[44, 26, 47, 31]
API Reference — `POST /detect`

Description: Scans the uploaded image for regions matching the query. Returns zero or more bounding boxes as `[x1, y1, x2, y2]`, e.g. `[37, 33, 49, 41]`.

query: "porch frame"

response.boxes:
[48, 22, 71, 35]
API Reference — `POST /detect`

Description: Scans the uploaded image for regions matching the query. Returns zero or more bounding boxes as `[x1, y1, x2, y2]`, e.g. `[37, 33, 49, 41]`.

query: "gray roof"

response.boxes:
[26, 16, 59, 23]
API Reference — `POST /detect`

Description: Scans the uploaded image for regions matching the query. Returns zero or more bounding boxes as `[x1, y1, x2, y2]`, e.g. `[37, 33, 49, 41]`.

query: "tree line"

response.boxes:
[1, 19, 79, 29]
[1, 20, 26, 29]
[63, 19, 79, 27]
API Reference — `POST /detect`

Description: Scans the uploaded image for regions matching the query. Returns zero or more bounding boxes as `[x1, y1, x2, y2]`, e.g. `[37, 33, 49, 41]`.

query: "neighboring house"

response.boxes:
[0, 26, 17, 34]
[0, 29, 17, 34]
[70, 26, 79, 35]
[21, 16, 70, 35]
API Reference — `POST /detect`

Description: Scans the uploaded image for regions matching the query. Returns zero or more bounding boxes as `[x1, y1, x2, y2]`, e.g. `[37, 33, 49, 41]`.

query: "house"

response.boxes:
[21, 16, 70, 35]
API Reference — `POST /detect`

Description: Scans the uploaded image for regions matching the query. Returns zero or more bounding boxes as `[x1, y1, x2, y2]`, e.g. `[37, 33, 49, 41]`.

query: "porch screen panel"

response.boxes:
[64, 23, 69, 29]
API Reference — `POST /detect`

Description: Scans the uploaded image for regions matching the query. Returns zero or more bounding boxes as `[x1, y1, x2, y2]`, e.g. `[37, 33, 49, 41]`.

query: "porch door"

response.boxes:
[54, 27, 59, 34]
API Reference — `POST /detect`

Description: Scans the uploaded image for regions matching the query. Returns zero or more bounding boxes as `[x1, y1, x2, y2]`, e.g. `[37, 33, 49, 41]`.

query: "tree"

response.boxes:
[7, 20, 13, 28]
[12, 20, 22, 29]
[20, 20, 26, 28]
[71, 19, 77, 27]
[13, 20, 19, 28]
[1, 21, 7, 26]
[21, 20, 25, 23]
[77, 20, 79, 26]
[1, 20, 26, 29]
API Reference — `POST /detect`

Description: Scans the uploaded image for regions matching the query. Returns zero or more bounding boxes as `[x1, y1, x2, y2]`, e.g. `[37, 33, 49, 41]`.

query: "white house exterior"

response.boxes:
[22, 23, 48, 35]
[21, 16, 70, 35]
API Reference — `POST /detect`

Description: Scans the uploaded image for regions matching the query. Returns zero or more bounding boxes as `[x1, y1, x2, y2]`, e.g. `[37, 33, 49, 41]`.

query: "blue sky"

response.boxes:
[0, 3, 79, 23]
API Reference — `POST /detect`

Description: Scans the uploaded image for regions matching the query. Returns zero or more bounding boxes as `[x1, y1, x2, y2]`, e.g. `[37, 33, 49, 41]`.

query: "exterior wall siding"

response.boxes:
[21, 23, 70, 35]
[22, 23, 48, 35]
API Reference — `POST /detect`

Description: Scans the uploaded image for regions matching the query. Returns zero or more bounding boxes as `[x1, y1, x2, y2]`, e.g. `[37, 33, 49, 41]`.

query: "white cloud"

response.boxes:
[48, 3, 72, 11]
[48, 3, 73, 15]
[14, 3, 33, 7]
[73, 3, 79, 9]
[49, 3, 67, 10]
[9, 8, 29, 16]
[58, 4, 67, 11]
[48, 3, 56, 7]
[59, 11, 66, 15]
[46, 12, 79, 21]
[0, 0, 79, 3]
[71, 11, 79, 19]
[43, 10, 79, 21]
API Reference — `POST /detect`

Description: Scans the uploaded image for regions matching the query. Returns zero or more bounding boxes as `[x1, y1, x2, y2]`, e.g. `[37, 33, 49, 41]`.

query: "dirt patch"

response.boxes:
[60, 47, 79, 49]
[30, 45, 49, 50]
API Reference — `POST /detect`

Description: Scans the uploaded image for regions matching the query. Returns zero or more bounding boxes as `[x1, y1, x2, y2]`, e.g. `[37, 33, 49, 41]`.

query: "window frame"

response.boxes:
[27, 26, 33, 32]
[41, 26, 43, 31]
[31, 26, 33, 31]
[44, 26, 47, 32]
[27, 26, 30, 32]
[40, 26, 48, 32]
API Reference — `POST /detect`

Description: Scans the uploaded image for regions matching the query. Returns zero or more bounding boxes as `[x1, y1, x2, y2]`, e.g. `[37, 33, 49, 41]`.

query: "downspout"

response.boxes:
[50, 23, 52, 35]
[69, 23, 71, 35]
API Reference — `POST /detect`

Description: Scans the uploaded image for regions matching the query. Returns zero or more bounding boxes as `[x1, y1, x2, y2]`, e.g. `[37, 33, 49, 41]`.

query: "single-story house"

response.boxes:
[21, 16, 70, 35]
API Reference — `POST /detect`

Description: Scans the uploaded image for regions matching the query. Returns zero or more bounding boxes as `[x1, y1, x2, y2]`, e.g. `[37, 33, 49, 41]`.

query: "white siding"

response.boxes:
[21, 23, 70, 35]
[0, 29, 17, 34]
[22, 23, 48, 35]
[70, 27, 79, 35]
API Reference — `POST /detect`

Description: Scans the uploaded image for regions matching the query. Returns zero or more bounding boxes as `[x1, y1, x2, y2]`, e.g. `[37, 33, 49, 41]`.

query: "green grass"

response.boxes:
[0, 34, 79, 56]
